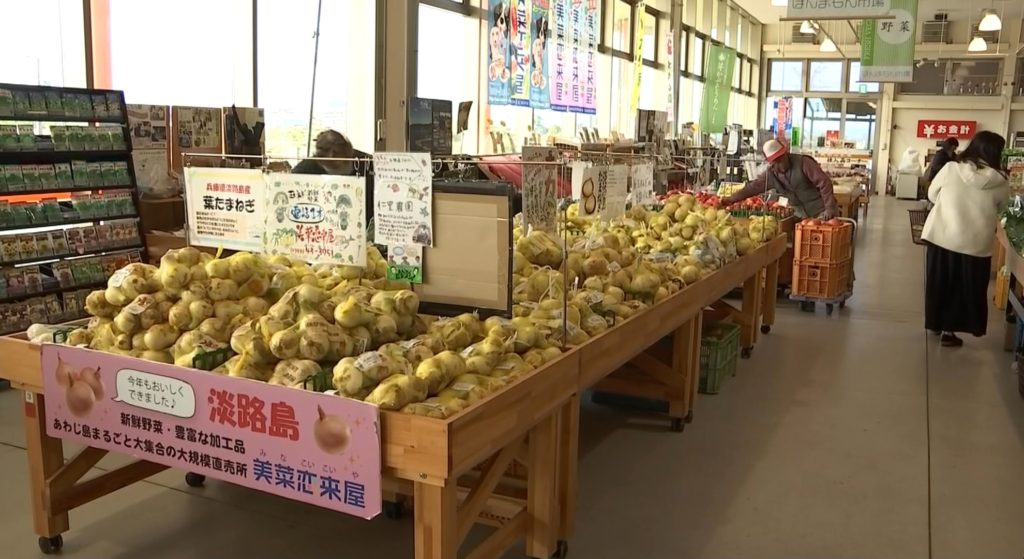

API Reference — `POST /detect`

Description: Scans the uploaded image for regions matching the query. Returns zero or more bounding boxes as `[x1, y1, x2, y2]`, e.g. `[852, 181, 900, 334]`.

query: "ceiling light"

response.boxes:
[978, 11, 1001, 32]
[820, 38, 837, 53]
[800, 21, 816, 34]
[967, 36, 988, 52]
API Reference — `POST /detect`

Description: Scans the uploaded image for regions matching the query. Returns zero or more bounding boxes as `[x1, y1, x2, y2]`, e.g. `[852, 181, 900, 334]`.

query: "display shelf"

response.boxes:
[0, 243, 144, 267]
[0, 214, 138, 233]
[0, 185, 134, 198]
[0, 279, 106, 304]
[0, 150, 131, 164]
[0, 115, 123, 125]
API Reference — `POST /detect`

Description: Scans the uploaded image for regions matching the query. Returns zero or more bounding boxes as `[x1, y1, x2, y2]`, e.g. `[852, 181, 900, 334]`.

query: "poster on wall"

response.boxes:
[522, 146, 559, 234]
[183, 167, 266, 252]
[372, 153, 434, 247]
[860, 0, 918, 82]
[171, 106, 222, 173]
[487, 1, 512, 106]
[41, 344, 383, 519]
[699, 44, 736, 133]
[582, 0, 599, 115]
[529, 0, 552, 110]
[223, 106, 266, 161]
[567, 0, 584, 112]
[509, 0, 532, 107]
[550, 0, 569, 111]
[264, 174, 368, 266]
[127, 104, 168, 151]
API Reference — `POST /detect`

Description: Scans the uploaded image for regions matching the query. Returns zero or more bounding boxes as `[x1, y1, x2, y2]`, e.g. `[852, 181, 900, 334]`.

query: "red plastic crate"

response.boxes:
[794, 221, 852, 264]
[792, 259, 851, 299]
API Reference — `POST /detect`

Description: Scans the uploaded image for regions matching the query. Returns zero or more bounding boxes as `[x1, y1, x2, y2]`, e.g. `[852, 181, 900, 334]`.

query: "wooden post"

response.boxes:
[676, 314, 703, 422]
[414, 481, 458, 559]
[526, 413, 558, 558]
[557, 394, 579, 542]
[740, 270, 763, 351]
[762, 259, 779, 330]
[23, 393, 69, 538]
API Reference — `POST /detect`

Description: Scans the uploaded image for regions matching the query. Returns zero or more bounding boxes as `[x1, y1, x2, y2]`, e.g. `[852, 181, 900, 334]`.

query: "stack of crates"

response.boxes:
[699, 321, 740, 394]
[792, 220, 854, 299]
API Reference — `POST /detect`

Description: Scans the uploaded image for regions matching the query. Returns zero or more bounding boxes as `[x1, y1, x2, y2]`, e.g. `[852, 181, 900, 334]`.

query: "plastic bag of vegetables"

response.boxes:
[414, 350, 467, 395]
[269, 359, 322, 388]
[364, 374, 428, 410]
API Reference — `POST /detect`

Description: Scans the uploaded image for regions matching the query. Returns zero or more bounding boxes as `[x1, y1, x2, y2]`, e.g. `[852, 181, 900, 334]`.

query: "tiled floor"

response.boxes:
[1, 196, 1022, 558]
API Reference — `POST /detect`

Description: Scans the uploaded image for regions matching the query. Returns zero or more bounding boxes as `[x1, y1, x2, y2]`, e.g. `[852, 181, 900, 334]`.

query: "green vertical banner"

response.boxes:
[699, 44, 736, 133]
[860, 0, 918, 82]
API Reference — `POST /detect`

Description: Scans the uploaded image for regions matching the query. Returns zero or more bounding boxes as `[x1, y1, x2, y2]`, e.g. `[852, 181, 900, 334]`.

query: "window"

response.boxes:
[897, 61, 947, 95]
[808, 61, 843, 92]
[947, 60, 1002, 96]
[417, 2, 479, 153]
[105, 0, 253, 106]
[769, 60, 803, 91]
[642, 12, 656, 61]
[801, 97, 842, 149]
[257, 0, 374, 158]
[1, 0, 86, 88]
[611, 0, 632, 52]
[692, 37, 704, 77]
[763, 96, 805, 136]
[847, 61, 880, 93]
[844, 100, 877, 150]
[690, 80, 704, 124]
[733, 57, 741, 89]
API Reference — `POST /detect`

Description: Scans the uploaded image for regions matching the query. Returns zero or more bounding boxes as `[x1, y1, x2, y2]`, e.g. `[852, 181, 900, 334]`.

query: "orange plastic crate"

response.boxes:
[794, 221, 852, 264]
[792, 259, 851, 299]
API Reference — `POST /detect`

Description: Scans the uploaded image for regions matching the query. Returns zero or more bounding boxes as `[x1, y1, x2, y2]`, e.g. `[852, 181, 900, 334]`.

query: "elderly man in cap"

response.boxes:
[725, 139, 838, 219]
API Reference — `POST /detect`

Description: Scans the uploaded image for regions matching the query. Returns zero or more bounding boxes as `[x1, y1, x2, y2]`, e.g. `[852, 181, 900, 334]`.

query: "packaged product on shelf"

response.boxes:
[5, 301, 29, 333]
[109, 222, 125, 246]
[127, 250, 142, 263]
[100, 162, 118, 186]
[91, 193, 107, 216]
[111, 128, 126, 150]
[24, 267, 44, 293]
[96, 127, 115, 151]
[88, 164, 105, 187]
[20, 164, 40, 190]
[11, 91, 31, 116]
[0, 237, 18, 262]
[104, 93, 122, 119]
[0, 88, 11, 116]
[81, 127, 99, 151]
[94, 224, 112, 248]
[9, 203, 29, 226]
[64, 228, 85, 254]
[70, 160, 88, 186]
[17, 123, 36, 151]
[41, 200, 62, 223]
[39, 164, 57, 190]
[44, 91, 64, 116]
[113, 161, 130, 185]
[50, 230, 69, 255]
[90, 94, 108, 119]
[62, 290, 82, 318]
[23, 203, 45, 225]
[43, 294, 63, 322]
[54, 163, 73, 188]
[81, 226, 99, 251]
[117, 192, 134, 215]
[4, 165, 24, 191]
[50, 125, 68, 150]
[67, 126, 86, 150]
[100, 255, 119, 276]
[53, 262, 73, 287]
[34, 232, 52, 257]
[17, 235, 36, 260]
[0, 169, 6, 193]
[26, 297, 47, 324]
[0, 125, 18, 151]
[5, 268, 26, 296]
[0, 202, 12, 228]
[27, 92, 47, 115]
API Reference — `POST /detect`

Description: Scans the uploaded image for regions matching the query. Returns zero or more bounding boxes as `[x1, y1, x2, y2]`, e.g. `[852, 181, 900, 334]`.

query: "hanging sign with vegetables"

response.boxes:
[41, 344, 383, 518]
[263, 174, 367, 267]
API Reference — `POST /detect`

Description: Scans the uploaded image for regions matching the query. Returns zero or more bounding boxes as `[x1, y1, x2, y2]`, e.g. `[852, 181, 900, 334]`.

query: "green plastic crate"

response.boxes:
[699, 321, 740, 394]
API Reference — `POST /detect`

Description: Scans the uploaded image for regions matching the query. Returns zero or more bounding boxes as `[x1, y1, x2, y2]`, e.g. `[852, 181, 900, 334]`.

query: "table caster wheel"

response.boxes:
[185, 473, 206, 488]
[670, 418, 685, 432]
[684, 410, 694, 424]
[839, 300, 846, 309]
[383, 499, 406, 520]
[799, 301, 815, 312]
[826, 303, 835, 316]
[741, 347, 753, 359]
[552, 539, 569, 558]
[38, 535, 63, 554]
[760, 324, 771, 334]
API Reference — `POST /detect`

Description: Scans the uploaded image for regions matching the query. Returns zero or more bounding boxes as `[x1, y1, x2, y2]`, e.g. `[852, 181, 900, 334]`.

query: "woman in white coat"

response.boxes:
[921, 131, 1009, 347]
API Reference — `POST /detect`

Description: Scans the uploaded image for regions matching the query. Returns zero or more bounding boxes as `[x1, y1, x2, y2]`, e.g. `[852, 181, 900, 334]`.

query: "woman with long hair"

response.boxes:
[921, 131, 1010, 346]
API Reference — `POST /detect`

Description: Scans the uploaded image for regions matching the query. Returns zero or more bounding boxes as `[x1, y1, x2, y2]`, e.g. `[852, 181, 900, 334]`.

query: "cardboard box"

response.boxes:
[138, 196, 185, 233]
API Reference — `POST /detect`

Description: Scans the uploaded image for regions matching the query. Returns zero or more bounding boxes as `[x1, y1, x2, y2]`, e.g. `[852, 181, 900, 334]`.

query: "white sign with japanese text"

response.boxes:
[630, 163, 656, 208]
[786, 0, 892, 19]
[602, 165, 628, 221]
[522, 146, 559, 234]
[184, 167, 265, 252]
[264, 173, 367, 266]
[372, 153, 434, 247]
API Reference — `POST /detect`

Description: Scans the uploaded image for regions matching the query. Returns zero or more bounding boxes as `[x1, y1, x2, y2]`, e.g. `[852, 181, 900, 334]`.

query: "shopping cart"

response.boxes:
[789, 217, 857, 315]
[908, 207, 930, 245]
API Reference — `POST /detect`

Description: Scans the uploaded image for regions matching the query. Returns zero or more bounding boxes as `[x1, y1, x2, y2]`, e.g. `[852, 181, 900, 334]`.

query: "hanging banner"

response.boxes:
[602, 165, 628, 221]
[630, 1, 646, 114]
[510, 0, 532, 107]
[582, 0, 599, 115]
[372, 152, 434, 247]
[665, 31, 674, 123]
[42, 344, 382, 519]
[184, 167, 265, 252]
[630, 162, 656, 207]
[860, 0, 918, 83]
[550, 0, 569, 111]
[786, 0, 892, 20]
[488, 1, 512, 105]
[522, 146, 559, 234]
[776, 96, 794, 140]
[529, 0, 552, 110]
[567, 0, 584, 112]
[698, 44, 736, 133]
[264, 174, 367, 266]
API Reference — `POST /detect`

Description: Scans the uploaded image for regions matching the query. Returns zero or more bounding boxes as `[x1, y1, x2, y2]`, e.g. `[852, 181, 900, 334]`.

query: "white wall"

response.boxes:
[889, 102, 1008, 170]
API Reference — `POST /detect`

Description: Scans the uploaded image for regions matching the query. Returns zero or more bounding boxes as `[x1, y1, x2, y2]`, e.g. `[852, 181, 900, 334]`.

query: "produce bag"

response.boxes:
[897, 148, 922, 175]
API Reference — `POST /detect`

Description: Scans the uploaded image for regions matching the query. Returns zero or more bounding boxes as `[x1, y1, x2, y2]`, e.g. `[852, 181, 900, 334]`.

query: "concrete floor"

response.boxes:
[1, 196, 1023, 558]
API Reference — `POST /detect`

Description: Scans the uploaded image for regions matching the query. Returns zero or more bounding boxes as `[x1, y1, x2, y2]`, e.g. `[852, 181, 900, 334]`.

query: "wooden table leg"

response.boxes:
[526, 413, 558, 559]
[414, 480, 458, 559]
[557, 394, 579, 543]
[740, 270, 763, 355]
[677, 314, 703, 425]
[762, 260, 779, 333]
[23, 393, 69, 540]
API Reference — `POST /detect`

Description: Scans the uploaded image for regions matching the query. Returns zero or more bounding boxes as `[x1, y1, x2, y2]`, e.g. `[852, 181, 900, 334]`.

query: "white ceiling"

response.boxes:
[734, 0, 1023, 25]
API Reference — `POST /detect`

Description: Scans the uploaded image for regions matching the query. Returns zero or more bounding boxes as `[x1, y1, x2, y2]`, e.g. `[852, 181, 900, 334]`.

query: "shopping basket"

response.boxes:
[908, 208, 929, 245]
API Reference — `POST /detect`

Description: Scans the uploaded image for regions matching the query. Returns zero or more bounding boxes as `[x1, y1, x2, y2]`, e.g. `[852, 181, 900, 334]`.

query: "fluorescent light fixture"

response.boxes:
[800, 21, 816, 34]
[820, 38, 837, 52]
[967, 36, 988, 52]
[978, 11, 1001, 32]
[771, 0, 787, 6]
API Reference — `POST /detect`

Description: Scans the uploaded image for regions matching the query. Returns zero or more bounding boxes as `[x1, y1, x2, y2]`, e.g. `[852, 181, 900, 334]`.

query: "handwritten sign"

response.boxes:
[41, 344, 382, 518]
[631, 163, 655, 207]
[602, 165, 628, 221]
[386, 245, 423, 284]
[578, 165, 606, 219]
[522, 146, 559, 234]
[373, 153, 434, 247]
[264, 173, 367, 266]
[184, 167, 265, 252]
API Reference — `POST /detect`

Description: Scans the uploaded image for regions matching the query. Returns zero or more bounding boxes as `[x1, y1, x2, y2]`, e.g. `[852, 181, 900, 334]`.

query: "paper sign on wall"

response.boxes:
[602, 165, 628, 221]
[372, 153, 434, 247]
[42, 344, 382, 519]
[184, 167, 265, 252]
[522, 146, 559, 234]
[127, 104, 168, 150]
[264, 174, 367, 266]
[386, 245, 423, 284]
[631, 163, 655, 207]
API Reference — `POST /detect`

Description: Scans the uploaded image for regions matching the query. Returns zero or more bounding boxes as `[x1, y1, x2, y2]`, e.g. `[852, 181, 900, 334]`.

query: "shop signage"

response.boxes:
[386, 244, 424, 283]
[487, 1, 512, 105]
[786, 0, 892, 20]
[630, 162, 656, 208]
[665, 32, 675, 123]
[529, 0, 552, 110]
[582, 0, 599, 114]
[630, 1, 646, 114]
[602, 165, 628, 221]
[522, 146, 559, 234]
[551, 0, 569, 110]
[699, 44, 736, 133]
[916, 120, 976, 140]
[577, 165, 605, 218]
[264, 174, 368, 266]
[372, 152, 434, 247]
[41, 344, 382, 519]
[510, 0, 532, 107]
[184, 167, 266, 252]
[775, 96, 794, 139]
[860, 0, 918, 82]
[568, 0, 584, 112]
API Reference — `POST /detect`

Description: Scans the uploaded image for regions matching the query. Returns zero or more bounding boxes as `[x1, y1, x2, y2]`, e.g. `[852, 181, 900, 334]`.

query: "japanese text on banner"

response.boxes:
[487, 2, 512, 105]
[551, 0, 569, 111]
[510, 0, 531, 107]
[264, 174, 367, 266]
[373, 153, 434, 247]
[522, 146, 559, 234]
[529, 0, 552, 110]
[184, 167, 265, 252]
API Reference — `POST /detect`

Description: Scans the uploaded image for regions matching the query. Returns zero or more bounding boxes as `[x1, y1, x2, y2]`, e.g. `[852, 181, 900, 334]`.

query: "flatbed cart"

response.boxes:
[790, 217, 857, 316]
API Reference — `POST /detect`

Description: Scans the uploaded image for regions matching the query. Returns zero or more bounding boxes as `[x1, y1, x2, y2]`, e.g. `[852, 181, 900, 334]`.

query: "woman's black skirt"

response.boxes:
[925, 243, 991, 336]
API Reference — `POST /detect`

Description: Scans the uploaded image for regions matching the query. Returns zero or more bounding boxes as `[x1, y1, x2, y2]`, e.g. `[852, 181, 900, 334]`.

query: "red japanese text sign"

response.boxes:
[917, 120, 976, 140]
[42, 345, 382, 518]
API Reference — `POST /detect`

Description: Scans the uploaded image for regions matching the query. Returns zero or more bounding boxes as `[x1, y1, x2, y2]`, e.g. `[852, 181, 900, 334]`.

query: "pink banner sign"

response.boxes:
[41, 344, 382, 519]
